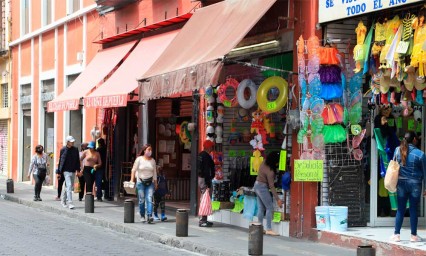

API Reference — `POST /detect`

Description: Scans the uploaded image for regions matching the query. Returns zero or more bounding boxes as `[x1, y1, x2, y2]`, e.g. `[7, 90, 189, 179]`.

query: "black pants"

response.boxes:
[83, 166, 95, 194]
[57, 173, 65, 197]
[33, 173, 46, 198]
[78, 174, 86, 200]
[154, 193, 166, 214]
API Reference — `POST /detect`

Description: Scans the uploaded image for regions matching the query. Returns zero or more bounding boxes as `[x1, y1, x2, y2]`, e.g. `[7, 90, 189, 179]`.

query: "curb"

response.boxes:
[0, 192, 237, 256]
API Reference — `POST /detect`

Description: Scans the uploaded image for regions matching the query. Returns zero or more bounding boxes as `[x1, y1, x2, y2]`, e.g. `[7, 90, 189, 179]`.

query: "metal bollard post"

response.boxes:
[357, 245, 375, 256]
[248, 223, 263, 256]
[124, 199, 135, 223]
[85, 194, 94, 213]
[176, 209, 189, 237]
[6, 179, 14, 193]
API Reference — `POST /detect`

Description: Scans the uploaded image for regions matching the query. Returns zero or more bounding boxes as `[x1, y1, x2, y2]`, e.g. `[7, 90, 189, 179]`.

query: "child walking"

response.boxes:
[154, 166, 169, 221]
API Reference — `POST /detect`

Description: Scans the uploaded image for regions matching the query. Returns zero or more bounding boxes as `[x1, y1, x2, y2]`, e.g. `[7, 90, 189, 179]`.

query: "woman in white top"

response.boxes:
[130, 144, 157, 223]
[28, 145, 50, 201]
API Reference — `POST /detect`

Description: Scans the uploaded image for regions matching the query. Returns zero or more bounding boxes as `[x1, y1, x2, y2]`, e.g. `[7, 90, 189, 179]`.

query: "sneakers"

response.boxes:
[140, 216, 146, 223]
[147, 216, 154, 223]
[61, 202, 67, 208]
[265, 230, 279, 236]
[38, 197, 42, 201]
[390, 234, 401, 242]
[68, 204, 75, 209]
[33, 196, 38, 201]
[411, 235, 422, 242]
[153, 216, 160, 221]
[199, 222, 213, 227]
[161, 217, 168, 222]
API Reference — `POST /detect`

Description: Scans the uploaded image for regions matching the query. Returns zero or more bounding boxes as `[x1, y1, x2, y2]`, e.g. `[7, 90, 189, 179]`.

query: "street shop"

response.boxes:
[310, 0, 426, 231]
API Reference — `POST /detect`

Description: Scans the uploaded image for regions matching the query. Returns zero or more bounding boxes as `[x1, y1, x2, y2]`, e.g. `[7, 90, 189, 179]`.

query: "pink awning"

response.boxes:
[47, 41, 136, 112]
[83, 30, 179, 108]
[138, 0, 277, 100]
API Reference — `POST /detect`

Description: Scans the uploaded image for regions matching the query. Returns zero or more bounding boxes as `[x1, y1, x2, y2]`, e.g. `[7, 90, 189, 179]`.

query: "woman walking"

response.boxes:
[77, 142, 88, 201]
[80, 141, 102, 196]
[391, 132, 426, 242]
[130, 144, 157, 223]
[253, 151, 283, 236]
[28, 145, 50, 201]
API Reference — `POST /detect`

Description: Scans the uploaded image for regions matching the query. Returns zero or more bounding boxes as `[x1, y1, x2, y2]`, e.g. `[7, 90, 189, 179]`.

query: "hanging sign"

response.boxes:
[318, 0, 424, 23]
[279, 150, 287, 171]
[294, 160, 323, 182]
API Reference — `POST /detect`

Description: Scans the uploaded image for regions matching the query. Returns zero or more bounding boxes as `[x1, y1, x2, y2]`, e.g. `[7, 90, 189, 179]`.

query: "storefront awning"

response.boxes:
[138, 0, 277, 100]
[47, 41, 136, 112]
[83, 30, 179, 108]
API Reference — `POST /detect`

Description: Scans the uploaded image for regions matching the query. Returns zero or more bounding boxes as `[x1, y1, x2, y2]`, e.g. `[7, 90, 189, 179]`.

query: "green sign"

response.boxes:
[294, 160, 323, 182]
[266, 101, 277, 110]
[279, 150, 287, 171]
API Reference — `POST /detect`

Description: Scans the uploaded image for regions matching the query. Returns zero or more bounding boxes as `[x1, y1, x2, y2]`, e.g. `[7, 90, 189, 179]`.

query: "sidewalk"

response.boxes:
[0, 176, 354, 256]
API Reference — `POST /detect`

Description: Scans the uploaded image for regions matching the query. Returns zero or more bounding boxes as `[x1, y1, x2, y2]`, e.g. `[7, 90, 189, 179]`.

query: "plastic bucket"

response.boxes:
[315, 206, 330, 231]
[329, 206, 348, 232]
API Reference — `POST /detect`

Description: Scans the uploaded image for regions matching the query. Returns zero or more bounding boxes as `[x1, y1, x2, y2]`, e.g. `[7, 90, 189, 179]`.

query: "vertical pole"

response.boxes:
[190, 91, 199, 216]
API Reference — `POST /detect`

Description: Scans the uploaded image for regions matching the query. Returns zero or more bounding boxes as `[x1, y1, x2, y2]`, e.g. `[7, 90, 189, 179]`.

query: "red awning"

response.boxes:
[93, 13, 192, 44]
[83, 30, 179, 108]
[47, 41, 136, 112]
[138, 0, 277, 100]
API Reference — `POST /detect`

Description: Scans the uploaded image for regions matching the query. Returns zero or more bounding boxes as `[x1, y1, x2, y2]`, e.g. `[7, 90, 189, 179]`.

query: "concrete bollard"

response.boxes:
[176, 209, 189, 237]
[357, 245, 375, 256]
[248, 223, 263, 255]
[124, 199, 135, 223]
[6, 179, 14, 193]
[85, 194, 94, 213]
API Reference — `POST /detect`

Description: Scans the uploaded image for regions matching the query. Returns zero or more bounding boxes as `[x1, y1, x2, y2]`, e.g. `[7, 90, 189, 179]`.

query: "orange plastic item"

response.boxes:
[318, 47, 340, 65]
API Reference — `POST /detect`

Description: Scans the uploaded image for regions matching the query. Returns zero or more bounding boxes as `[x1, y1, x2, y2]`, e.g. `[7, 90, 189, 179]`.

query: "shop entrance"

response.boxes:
[370, 107, 426, 227]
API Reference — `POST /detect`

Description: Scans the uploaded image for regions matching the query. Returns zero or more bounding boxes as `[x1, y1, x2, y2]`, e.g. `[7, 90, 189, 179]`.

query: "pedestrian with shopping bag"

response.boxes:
[198, 140, 215, 227]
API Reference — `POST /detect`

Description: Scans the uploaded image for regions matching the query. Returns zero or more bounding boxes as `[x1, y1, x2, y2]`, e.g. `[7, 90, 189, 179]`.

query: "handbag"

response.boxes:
[198, 188, 212, 216]
[140, 177, 153, 186]
[384, 149, 400, 193]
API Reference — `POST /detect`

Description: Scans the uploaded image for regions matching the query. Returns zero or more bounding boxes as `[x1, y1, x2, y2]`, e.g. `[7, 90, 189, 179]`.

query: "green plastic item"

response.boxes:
[323, 125, 347, 144]
[231, 200, 244, 213]
[273, 212, 281, 223]
[212, 201, 220, 211]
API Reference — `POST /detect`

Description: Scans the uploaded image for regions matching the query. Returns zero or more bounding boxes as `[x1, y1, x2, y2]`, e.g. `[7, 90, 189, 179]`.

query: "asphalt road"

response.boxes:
[0, 199, 202, 256]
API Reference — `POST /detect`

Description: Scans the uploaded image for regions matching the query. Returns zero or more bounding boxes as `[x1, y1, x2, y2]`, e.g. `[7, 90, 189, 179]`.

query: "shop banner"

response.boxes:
[84, 95, 127, 108]
[318, 0, 424, 23]
[294, 160, 324, 182]
[47, 99, 79, 112]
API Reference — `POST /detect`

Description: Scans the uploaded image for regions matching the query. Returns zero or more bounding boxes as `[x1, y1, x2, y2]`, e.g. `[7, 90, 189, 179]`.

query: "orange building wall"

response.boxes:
[42, 31, 55, 71]
[56, 26, 65, 153]
[32, 39, 40, 145]
[10, 49, 19, 181]
[10, 0, 20, 41]
[31, 0, 42, 32]
[66, 19, 84, 66]
[86, 14, 101, 65]
[55, 0, 66, 22]
[20, 41, 32, 76]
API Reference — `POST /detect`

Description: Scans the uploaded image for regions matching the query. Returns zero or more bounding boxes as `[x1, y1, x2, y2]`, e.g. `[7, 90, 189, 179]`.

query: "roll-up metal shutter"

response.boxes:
[0, 120, 8, 175]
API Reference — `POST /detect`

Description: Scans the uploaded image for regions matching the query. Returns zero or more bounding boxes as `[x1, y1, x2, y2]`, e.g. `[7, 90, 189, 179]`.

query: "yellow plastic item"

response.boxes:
[257, 76, 288, 113]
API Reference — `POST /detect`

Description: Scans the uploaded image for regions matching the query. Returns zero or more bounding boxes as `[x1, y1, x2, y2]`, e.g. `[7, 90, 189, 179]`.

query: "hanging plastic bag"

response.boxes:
[74, 180, 81, 193]
[198, 188, 213, 216]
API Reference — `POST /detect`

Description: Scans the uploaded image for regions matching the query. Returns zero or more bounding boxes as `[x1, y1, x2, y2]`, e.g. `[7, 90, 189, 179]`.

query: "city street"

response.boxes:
[0, 199, 202, 256]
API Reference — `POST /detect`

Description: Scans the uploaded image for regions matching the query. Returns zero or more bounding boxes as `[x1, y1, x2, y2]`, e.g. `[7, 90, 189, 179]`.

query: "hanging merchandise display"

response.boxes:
[218, 78, 239, 107]
[256, 76, 288, 113]
[237, 79, 258, 109]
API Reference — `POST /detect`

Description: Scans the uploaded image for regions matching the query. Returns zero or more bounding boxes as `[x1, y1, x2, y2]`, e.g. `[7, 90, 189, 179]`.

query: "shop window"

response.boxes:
[21, 0, 30, 35]
[1, 83, 7, 108]
[43, 0, 52, 26]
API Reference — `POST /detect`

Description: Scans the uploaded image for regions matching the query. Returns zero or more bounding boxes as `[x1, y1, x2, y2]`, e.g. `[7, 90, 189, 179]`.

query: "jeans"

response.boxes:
[33, 173, 46, 198]
[57, 174, 65, 198]
[83, 166, 95, 194]
[136, 181, 154, 217]
[254, 181, 273, 230]
[154, 192, 166, 215]
[95, 168, 105, 199]
[394, 179, 422, 236]
[62, 171, 75, 204]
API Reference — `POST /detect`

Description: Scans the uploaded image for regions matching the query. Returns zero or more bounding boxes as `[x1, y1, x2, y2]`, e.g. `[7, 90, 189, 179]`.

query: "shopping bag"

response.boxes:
[198, 188, 212, 216]
[43, 175, 51, 186]
[74, 180, 81, 193]
[384, 150, 399, 193]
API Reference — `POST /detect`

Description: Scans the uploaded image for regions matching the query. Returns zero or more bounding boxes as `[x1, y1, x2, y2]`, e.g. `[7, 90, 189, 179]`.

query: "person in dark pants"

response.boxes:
[95, 138, 110, 201]
[77, 143, 88, 201]
[55, 172, 65, 201]
[28, 145, 49, 201]
[154, 166, 169, 221]
[198, 140, 215, 227]
[80, 141, 102, 197]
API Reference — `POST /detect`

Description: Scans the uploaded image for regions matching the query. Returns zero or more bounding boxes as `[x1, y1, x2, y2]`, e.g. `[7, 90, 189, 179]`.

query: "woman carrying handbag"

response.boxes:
[28, 145, 50, 201]
[391, 132, 426, 243]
